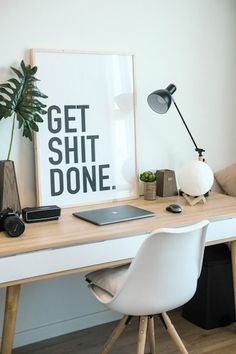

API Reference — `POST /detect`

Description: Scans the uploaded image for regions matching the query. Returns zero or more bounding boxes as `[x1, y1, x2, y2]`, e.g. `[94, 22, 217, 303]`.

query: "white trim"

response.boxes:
[13, 309, 121, 348]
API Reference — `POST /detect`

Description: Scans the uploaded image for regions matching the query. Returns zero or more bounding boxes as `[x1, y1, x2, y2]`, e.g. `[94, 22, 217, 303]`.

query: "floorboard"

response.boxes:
[13, 310, 236, 354]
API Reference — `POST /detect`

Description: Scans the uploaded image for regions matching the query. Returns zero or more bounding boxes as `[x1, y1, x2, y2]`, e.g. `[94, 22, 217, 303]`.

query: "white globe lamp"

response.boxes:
[178, 160, 214, 206]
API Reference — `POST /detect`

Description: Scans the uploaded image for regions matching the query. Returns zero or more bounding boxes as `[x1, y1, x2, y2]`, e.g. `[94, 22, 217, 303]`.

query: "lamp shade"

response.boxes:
[147, 84, 176, 114]
[178, 160, 214, 197]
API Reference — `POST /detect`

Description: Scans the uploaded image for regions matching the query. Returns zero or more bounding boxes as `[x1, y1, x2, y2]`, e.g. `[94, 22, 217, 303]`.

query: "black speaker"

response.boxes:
[22, 205, 61, 223]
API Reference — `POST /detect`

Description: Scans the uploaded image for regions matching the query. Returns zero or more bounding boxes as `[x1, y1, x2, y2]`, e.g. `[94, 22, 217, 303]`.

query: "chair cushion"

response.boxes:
[86, 264, 130, 296]
[215, 163, 236, 196]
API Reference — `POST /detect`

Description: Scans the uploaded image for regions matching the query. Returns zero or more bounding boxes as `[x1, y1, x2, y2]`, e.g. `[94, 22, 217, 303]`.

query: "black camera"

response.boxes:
[0, 208, 25, 237]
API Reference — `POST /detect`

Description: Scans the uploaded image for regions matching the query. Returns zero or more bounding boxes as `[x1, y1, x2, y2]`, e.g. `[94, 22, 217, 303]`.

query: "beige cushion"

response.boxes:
[88, 284, 114, 303]
[86, 264, 130, 296]
[215, 163, 236, 196]
[211, 178, 224, 194]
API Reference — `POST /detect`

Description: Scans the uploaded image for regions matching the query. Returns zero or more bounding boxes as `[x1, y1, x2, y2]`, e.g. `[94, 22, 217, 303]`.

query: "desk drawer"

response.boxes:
[0, 233, 149, 283]
[206, 217, 236, 244]
[1, 217, 236, 284]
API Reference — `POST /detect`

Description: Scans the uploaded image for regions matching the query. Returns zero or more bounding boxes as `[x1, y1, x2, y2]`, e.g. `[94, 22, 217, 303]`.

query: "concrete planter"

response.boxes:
[0, 160, 21, 213]
[143, 181, 156, 200]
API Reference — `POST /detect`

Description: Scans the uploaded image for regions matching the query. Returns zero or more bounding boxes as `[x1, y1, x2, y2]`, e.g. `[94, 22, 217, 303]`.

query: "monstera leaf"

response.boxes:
[0, 60, 48, 159]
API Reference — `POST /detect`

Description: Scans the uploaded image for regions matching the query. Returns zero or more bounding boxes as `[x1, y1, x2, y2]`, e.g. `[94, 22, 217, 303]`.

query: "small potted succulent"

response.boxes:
[139, 171, 157, 200]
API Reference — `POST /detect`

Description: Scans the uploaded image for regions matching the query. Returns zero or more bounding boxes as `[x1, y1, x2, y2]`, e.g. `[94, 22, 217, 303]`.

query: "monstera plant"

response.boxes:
[0, 60, 48, 214]
[0, 60, 48, 160]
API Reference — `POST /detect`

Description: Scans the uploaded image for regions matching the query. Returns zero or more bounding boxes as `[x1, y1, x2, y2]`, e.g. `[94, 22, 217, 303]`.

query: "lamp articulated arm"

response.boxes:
[172, 99, 205, 159]
[147, 83, 205, 160]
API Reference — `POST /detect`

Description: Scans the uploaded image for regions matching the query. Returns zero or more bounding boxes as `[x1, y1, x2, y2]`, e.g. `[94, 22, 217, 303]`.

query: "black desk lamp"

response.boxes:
[147, 84, 205, 160]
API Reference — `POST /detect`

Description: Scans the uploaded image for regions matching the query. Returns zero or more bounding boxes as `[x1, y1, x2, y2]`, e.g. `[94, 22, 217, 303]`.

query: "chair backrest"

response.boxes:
[107, 220, 209, 316]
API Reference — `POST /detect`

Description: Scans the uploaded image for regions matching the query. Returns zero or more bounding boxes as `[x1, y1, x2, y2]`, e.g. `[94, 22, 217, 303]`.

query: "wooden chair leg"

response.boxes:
[137, 316, 148, 354]
[148, 316, 156, 354]
[1, 285, 21, 354]
[161, 312, 188, 354]
[101, 315, 132, 354]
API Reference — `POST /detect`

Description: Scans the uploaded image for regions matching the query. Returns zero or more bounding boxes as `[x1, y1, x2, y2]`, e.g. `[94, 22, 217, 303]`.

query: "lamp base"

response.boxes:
[182, 193, 206, 206]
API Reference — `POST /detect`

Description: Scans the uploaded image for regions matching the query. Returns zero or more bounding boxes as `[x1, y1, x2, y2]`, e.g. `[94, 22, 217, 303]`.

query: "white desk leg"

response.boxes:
[231, 241, 236, 313]
[1, 285, 21, 354]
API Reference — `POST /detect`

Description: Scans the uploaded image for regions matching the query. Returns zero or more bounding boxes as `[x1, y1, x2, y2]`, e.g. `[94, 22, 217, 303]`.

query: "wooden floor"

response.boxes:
[13, 310, 236, 354]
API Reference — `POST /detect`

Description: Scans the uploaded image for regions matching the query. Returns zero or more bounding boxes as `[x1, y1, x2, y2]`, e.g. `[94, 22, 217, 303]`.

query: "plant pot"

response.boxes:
[0, 160, 21, 214]
[143, 181, 157, 200]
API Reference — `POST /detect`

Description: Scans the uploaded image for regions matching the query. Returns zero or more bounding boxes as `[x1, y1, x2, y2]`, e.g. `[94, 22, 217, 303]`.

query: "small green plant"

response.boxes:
[0, 60, 48, 160]
[140, 171, 157, 182]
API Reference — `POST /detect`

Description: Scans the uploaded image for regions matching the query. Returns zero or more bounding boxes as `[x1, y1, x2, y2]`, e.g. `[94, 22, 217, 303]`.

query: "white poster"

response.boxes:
[31, 49, 138, 207]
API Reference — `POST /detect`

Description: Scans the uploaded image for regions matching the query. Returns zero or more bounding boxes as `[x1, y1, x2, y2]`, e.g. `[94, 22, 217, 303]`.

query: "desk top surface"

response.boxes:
[0, 192, 236, 257]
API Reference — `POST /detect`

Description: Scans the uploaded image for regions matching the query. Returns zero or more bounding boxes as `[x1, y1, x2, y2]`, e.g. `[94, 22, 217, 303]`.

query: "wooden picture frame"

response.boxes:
[31, 49, 138, 207]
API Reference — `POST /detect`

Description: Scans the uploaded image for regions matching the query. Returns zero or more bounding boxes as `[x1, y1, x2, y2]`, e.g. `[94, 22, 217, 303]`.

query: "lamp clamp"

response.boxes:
[195, 148, 205, 161]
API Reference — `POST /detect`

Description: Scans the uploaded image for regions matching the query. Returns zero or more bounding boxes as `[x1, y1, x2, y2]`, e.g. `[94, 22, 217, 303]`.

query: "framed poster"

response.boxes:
[31, 49, 138, 207]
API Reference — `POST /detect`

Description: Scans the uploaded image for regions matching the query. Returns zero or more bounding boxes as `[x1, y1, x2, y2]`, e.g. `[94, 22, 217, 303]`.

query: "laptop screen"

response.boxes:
[73, 205, 155, 226]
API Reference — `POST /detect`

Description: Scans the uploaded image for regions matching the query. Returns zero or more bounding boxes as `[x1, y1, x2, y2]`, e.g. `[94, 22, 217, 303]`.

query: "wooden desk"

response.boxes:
[1, 192, 236, 354]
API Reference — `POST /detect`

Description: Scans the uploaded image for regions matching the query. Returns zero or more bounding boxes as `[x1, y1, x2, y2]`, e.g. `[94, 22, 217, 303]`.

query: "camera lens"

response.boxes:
[4, 215, 25, 237]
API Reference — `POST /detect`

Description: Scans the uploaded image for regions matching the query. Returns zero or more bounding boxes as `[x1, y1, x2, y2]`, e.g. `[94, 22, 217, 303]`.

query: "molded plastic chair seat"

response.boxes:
[86, 220, 209, 354]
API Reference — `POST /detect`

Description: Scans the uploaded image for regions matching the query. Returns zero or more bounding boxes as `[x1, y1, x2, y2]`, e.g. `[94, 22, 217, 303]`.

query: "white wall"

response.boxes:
[1, 0, 236, 207]
[0, 0, 236, 347]
[0, 274, 121, 347]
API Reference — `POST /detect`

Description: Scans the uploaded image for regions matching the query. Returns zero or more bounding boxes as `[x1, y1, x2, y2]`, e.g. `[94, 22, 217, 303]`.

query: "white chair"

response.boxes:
[86, 220, 209, 354]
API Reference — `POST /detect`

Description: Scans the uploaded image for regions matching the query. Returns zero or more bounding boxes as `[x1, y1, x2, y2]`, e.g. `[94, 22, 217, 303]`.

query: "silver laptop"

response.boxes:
[73, 205, 155, 225]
